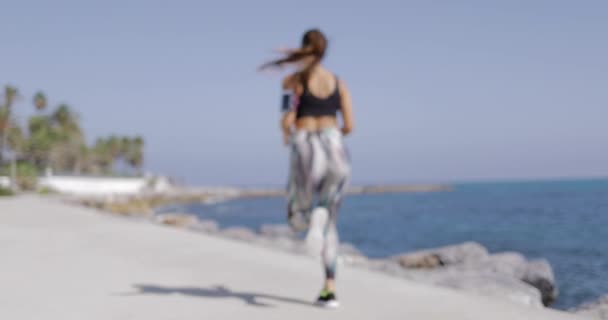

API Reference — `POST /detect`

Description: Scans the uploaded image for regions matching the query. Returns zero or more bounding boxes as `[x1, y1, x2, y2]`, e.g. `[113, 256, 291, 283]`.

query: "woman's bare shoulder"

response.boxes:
[337, 77, 350, 93]
[282, 73, 300, 89]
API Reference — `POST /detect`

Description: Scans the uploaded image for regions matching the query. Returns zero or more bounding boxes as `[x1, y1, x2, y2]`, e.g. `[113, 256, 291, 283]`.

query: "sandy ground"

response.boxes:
[0, 195, 588, 320]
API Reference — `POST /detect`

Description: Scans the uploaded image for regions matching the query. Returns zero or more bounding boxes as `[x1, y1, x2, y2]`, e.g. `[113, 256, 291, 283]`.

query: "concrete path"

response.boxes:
[0, 196, 588, 319]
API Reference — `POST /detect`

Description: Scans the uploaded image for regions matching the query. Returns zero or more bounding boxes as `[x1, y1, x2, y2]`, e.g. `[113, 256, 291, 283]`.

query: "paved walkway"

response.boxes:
[0, 196, 587, 319]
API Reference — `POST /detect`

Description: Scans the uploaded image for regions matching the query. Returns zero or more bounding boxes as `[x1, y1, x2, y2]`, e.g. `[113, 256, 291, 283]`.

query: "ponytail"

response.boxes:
[259, 29, 328, 87]
[258, 46, 315, 70]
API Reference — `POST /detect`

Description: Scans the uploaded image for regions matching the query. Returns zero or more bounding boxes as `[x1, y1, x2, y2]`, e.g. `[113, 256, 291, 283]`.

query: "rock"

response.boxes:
[431, 272, 543, 308]
[258, 224, 297, 239]
[447, 253, 557, 306]
[399, 253, 443, 269]
[362, 258, 543, 307]
[431, 242, 490, 264]
[221, 227, 258, 242]
[104, 199, 153, 216]
[393, 242, 489, 268]
[189, 219, 219, 233]
[570, 295, 608, 320]
[379, 246, 558, 308]
[156, 213, 198, 228]
[453, 252, 528, 278]
[522, 259, 557, 306]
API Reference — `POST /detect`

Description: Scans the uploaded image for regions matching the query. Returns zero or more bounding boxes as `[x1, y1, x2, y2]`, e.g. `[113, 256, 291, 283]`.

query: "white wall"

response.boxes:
[0, 176, 10, 188]
[38, 176, 149, 196]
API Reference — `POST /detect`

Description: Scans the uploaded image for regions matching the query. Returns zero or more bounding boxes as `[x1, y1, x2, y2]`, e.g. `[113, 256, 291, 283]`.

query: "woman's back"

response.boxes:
[295, 68, 341, 121]
[304, 68, 338, 99]
[285, 66, 353, 133]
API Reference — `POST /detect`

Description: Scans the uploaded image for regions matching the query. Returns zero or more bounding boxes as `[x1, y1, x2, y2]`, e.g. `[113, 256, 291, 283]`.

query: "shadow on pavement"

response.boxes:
[123, 284, 317, 309]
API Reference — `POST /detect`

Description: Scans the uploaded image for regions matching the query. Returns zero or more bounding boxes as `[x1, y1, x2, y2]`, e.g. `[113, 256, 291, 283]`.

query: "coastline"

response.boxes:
[73, 183, 452, 216]
[70, 185, 605, 318]
[0, 195, 587, 320]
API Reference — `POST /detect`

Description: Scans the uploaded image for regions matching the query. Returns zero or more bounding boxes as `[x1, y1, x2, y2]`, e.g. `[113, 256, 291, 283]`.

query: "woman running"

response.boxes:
[260, 29, 354, 308]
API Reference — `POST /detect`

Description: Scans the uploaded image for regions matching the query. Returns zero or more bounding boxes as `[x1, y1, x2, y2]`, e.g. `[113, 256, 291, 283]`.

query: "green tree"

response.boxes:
[2, 85, 18, 109]
[0, 107, 9, 159]
[52, 104, 81, 135]
[7, 124, 25, 157]
[75, 143, 91, 174]
[27, 115, 56, 169]
[106, 135, 122, 172]
[127, 136, 144, 175]
[0, 85, 19, 163]
[33, 91, 47, 112]
[92, 138, 112, 174]
[49, 104, 84, 173]
[118, 136, 131, 175]
[1, 84, 146, 179]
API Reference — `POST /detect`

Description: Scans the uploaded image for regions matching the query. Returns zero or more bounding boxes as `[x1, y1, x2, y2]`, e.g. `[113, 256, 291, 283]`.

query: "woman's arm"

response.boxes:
[280, 75, 298, 145]
[339, 80, 354, 135]
[281, 111, 295, 145]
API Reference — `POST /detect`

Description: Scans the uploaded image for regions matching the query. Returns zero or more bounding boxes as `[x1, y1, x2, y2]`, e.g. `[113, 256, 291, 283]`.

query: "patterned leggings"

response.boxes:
[287, 128, 351, 279]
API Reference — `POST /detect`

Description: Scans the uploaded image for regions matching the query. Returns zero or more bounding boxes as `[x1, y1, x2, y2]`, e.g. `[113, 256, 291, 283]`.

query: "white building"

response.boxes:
[0, 175, 174, 196]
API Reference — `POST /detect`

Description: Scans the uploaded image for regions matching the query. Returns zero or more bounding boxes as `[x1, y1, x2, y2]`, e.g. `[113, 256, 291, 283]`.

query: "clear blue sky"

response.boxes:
[2, 0, 607, 185]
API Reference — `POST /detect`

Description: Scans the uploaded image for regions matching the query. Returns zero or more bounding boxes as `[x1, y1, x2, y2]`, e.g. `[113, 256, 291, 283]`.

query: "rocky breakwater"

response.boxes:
[73, 187, 243, 216]
[152, 213, 557, 309]
[365, 242, 558, 308]
[72, 183, 452, 216]
[154, 213, 366, 260]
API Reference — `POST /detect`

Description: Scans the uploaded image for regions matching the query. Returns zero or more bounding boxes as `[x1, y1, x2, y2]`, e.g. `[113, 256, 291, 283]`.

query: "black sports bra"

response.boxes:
[296, 76, 342, 119]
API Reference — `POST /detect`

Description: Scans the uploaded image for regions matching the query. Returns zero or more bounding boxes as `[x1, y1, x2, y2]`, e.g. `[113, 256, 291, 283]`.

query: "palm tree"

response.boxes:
[7, 124, 25, 156]
[49, 104, 84, 173]
[52, 104, 81, 135]
[0, 85, 19, 164]
[0, 84, 147, 178]
[119, 136, 132, 175]
[75, 143, 90, 174]
[27, 115, 55, 169]
[0, 107, 8, 138]
[120, 137, 130, 154]
[3, 85, 18, 108]
[127, 136, 144, 175]
[106, 135, 122, 173]
[92, 138, 112, 174]
[33, 92, 47, 112]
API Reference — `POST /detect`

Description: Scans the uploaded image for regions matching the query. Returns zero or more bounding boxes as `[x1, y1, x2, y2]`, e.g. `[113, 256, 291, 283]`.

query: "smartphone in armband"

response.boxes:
[281, 89, 298, 113]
